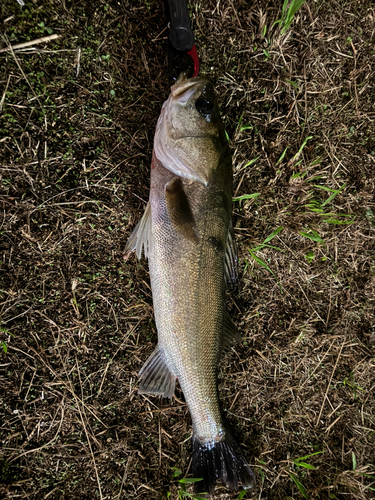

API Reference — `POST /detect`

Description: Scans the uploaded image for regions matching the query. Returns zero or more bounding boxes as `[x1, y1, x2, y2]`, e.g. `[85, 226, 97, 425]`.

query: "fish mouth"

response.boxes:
[171, 73, 210, 102]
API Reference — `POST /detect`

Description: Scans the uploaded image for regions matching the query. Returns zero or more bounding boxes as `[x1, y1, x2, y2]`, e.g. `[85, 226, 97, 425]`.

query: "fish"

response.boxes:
[125, 74, 256, 495]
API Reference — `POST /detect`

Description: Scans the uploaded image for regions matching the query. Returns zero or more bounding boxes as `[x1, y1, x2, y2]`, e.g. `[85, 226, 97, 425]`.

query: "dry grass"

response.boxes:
[1, 0, 374, 499]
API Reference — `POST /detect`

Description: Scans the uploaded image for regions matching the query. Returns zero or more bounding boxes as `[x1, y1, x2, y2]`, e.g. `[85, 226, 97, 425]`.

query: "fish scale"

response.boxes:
[151, 158, 226, 427]
[125, 74, 255, 495]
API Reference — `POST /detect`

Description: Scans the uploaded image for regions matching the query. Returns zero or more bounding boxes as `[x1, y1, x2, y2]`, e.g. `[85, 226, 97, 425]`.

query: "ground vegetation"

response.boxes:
[0, 1, 374, 499]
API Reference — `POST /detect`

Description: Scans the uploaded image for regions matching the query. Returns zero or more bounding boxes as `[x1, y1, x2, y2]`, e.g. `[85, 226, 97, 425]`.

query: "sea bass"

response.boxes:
[125, 74, 255, 495]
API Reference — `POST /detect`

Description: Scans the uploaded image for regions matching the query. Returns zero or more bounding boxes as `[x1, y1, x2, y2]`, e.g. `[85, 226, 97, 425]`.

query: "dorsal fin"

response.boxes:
[225, 220, 238, 287]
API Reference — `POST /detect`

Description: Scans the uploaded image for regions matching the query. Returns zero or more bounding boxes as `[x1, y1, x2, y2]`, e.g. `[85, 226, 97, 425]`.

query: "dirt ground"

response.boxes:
[1, 0, 375, 499]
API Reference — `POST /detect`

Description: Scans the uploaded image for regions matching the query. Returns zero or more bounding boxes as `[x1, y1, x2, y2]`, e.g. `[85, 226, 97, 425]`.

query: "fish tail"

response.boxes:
[192, 429, 256, 496]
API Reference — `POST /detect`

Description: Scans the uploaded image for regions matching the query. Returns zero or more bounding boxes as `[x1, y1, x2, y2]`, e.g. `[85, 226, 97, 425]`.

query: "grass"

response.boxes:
[276, 0, 308, 34]
[1, 0, 375, 499]
[245, 226, 284, 283]
[169, 469, 206, 499]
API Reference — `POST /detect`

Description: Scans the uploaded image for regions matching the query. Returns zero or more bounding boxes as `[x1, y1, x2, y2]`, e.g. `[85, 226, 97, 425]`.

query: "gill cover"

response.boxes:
[154, 74, 224, 186]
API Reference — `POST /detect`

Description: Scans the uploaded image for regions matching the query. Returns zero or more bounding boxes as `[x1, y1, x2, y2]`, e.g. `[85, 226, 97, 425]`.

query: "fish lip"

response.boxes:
[171, 75, 210, 100]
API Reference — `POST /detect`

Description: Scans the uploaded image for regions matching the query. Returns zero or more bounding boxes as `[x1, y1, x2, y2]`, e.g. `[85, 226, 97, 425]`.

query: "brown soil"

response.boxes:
[1, 1, 374, 499]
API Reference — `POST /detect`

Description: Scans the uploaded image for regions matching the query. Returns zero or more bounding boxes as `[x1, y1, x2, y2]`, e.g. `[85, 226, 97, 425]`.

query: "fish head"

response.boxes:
[154, 74, 228, 186]
[169, 74, 221, 137]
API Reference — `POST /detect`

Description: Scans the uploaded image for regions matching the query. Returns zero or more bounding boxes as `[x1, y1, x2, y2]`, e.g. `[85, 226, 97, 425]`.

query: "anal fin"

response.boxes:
[138, 345, 176, 399]
[124, 202, 151, 259]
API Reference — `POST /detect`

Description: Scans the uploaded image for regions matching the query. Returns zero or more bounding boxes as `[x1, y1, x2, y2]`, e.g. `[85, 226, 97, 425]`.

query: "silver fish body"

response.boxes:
[126, 75, 255, 494]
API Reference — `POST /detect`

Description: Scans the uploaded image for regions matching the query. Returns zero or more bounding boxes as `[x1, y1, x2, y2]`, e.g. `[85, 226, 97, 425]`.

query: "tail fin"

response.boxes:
[192, 429, 256, 495]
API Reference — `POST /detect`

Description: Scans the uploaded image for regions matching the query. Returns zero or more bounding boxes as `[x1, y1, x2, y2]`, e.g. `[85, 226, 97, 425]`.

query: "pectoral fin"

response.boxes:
[165, 177, 198, 243]
[139, 345, 176, 399]
[124, 202, 151, 259]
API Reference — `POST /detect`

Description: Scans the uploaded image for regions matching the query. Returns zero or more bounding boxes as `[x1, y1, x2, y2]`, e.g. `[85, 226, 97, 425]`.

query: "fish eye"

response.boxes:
[195, 96, 214, 116]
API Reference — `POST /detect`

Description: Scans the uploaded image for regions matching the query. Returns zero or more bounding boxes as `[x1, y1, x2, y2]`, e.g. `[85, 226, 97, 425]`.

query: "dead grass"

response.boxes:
[1, 0, 374, 499]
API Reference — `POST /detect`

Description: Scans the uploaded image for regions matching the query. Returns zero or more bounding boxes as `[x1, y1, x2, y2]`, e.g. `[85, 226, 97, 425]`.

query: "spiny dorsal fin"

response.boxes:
[225, 219, 238, 287]
[165, 177, 198, 243]
[124, 202, 151, 259]
[222, 312, 242, 352]
[138, 345, 176, 399]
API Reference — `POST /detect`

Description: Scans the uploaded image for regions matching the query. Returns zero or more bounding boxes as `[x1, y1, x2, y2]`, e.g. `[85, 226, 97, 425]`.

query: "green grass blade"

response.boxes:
[299, 230, 324, 243]
[263, 226, 283, 244]
[314, 185, 338, 193]
[249, 250, 275, 276]
[244, 156, 260, 168]
[291, 461, 316, 470]
[306, 208, 324, 213]
[319, 212, 353, 218]
[352, 452, 357, 471]
[309, 156, 322, 166]
[286, 0, 307, 22]
[233, 193, 261, 202]
[321, 183, 346, 207]
[178, 478, 203, 484]
[0, 326, 12, 335]
[243, 257, 249, 273]
[252, 244, 283, 252]
[293, 451, 324, 462]
[237, 491, 248, 500]
[281, 0, 307, 34]
[272, 18, 282, 28]
[305, 200, 322, 210]
[291, 170, 308, 180]
[236, 113, 243, 131]
[240, 123, 254, 132]
[237, 156, 260, 174]
[292, 135, 313, 161]
[288, 472, 308, 500]
[323, 217, 355, 225]
[276, 146, 288, 165]
[171, 467, 182, 478]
